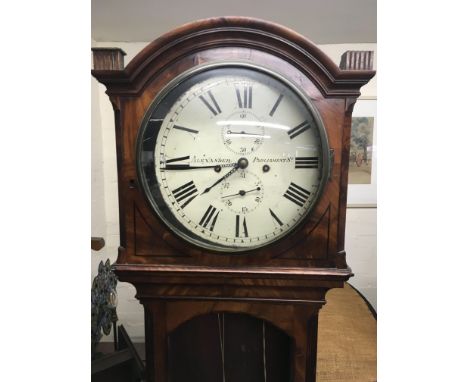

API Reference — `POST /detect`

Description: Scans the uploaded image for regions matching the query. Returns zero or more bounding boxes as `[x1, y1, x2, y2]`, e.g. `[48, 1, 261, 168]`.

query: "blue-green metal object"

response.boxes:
[91, 259, 118, 357]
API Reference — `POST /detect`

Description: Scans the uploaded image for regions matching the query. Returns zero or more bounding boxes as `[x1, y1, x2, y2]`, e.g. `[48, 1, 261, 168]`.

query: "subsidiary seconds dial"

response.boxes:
[220, 170, 264, 214]
[137, 63, 330, 252]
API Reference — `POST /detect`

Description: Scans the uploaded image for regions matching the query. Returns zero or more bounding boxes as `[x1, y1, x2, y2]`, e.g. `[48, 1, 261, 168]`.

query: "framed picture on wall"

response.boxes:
[347, 98, 377, 207]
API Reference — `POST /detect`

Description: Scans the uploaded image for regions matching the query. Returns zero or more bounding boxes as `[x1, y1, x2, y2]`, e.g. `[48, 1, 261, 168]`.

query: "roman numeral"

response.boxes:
[269, 208, 284, 226]
[269, 94, 283, 116]
[199, 90, 221, 116]
[199, 205, 219, 231]
[235, 215, 248, 237]
[283, 182, 311, 207]
[288, 121, 310, 139]
[295, 156, 319, 168]
[165, 155, 190, 164]
[171, 180, 198, 208]
[235, 85, 252, 108]
[173, 125, 199, 134]
[162, 155, 191, 170]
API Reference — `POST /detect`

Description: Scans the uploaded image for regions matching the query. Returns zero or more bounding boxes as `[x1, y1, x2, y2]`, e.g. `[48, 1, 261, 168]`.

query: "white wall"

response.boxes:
[91, 41, 377, 341]
[91, 43, 147, 340]
[345, 207, 377, 309]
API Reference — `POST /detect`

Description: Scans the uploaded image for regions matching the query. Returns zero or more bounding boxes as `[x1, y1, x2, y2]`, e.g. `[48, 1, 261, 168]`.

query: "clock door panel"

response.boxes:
[168, 313, 290, 382]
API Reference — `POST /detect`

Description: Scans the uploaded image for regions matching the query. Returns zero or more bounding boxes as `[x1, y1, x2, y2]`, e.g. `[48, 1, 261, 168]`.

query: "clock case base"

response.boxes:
[115, 264, 352, 382]
[92, 16, 374, 382]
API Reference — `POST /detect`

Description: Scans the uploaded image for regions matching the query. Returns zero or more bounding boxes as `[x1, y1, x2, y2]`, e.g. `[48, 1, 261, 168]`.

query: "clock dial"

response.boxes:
[137, 64, 329, 252]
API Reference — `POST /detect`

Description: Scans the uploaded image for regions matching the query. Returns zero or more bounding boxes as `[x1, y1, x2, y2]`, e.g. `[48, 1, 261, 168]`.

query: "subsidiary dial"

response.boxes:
[220, 170, 264, 214]
[221, 110, 265, 155]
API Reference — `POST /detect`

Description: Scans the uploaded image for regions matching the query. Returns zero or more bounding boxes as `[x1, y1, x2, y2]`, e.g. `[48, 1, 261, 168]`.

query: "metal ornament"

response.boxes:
[91, 259, 118, 357]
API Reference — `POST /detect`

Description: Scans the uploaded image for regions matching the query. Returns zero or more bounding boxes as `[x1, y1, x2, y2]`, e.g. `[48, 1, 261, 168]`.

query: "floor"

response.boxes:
[316, 283, 377, 382]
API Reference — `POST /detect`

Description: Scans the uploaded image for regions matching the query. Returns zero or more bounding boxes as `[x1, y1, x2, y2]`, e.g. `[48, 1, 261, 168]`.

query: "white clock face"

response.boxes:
[138, 64, 329, 252]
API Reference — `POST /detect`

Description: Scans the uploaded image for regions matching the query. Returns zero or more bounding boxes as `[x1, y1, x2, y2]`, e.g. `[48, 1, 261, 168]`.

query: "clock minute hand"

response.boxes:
[227, 130, 263, 137]
[221, 187, 261, 199]
[243, 187, 261, 194]
[201, 164, 239, 195]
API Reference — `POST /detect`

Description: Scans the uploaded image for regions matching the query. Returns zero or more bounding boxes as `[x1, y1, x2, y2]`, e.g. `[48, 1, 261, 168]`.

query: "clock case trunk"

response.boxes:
[92, 17, 374, 382]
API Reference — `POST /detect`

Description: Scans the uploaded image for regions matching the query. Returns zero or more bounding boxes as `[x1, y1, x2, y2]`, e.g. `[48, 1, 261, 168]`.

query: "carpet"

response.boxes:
[316, 283, 377, 382]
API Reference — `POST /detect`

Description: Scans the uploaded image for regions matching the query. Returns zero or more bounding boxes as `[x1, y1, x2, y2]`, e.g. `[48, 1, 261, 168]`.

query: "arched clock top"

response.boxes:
[92, 16, 375, 98]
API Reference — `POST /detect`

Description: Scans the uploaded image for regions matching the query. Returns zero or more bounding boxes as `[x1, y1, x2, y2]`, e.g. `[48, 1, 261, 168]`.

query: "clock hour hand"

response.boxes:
[162, 163, 236, 170]
[221, 187, 261, 199]
[201, 164, 239, 195]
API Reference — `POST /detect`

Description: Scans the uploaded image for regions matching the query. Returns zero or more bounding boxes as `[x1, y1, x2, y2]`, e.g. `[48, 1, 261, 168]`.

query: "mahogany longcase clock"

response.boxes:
[92, 17, 374, 382]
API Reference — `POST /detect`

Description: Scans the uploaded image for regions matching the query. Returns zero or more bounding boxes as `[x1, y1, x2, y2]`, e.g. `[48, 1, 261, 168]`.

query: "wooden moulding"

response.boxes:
[91, 17, 375, 97]
[113, 263, 353, 281]
[114, 263, 352, 306]
[92, 48, 126, 71]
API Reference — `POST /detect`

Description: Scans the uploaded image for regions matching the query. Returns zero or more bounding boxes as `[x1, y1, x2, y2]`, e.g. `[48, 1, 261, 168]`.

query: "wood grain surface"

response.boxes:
[92, 16, 375, 382]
